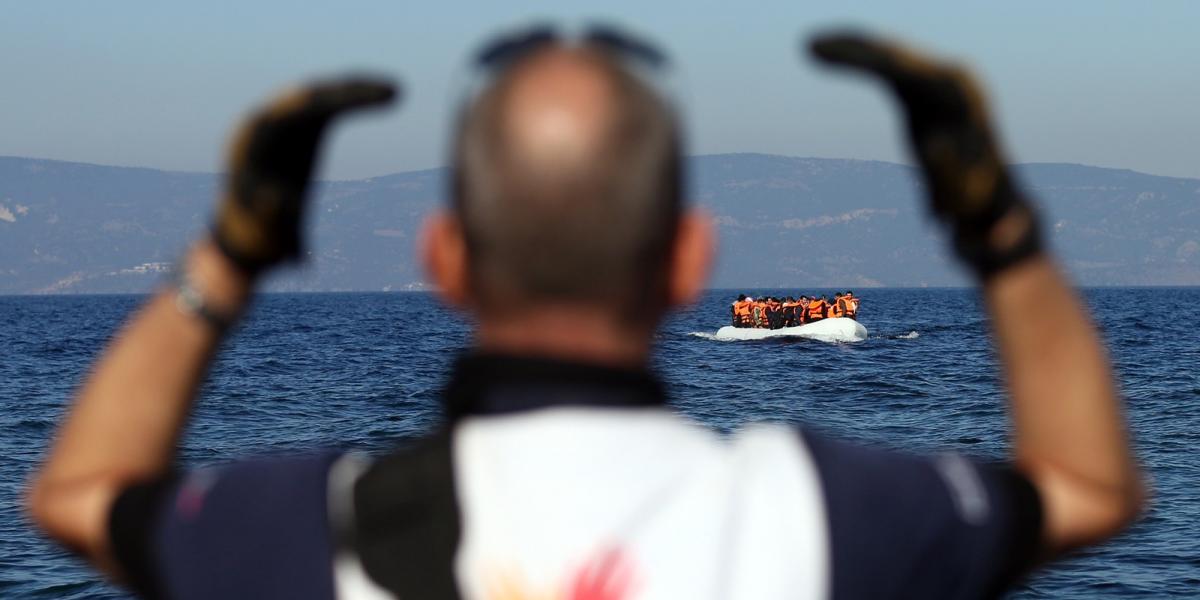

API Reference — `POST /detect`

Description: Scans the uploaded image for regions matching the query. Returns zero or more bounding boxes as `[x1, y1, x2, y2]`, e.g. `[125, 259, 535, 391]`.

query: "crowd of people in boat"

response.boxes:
[730, 292, 860, 329]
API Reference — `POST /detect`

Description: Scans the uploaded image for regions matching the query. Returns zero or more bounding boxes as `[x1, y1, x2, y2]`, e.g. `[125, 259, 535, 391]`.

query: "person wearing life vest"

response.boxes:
[829, 292, 845, 318]
[806, 295, 828, 322]
[797, 295, 811, 324]
[781, 296, 798, 327]
[751, 297, 766, 328]
[736, 295, 754, 327]
[732, 294, 749, 327]
[767, 296, 784, 329]
[842, 290, 859, 320]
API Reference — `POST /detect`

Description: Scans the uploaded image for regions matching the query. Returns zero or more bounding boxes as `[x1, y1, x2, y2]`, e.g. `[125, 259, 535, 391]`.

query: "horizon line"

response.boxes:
[2, 152, 1194, 184]
[4, 283, 1199, 298]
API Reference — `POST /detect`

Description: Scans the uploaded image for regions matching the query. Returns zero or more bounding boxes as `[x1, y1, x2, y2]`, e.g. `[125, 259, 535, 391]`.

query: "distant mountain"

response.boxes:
[1, 154, 1197, 293]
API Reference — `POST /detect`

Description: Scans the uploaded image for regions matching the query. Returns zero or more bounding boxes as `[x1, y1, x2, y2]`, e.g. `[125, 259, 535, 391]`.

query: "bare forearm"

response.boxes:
[26, 75, 392, 575]
[985, 256, 1142, 549]
[29, 240, 251, 555]
[43, 240, 250, 481]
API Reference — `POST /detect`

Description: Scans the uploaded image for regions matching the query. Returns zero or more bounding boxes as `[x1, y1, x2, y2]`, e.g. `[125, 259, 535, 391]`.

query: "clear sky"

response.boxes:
[3, 1, 1199, 180]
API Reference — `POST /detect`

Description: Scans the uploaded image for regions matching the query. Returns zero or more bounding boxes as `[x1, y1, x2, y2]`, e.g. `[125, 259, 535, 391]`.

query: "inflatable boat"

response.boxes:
[714, 317, 868, 343]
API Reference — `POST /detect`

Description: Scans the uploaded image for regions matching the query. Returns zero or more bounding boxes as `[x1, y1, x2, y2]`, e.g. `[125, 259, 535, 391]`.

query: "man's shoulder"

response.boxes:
[109, 451, 344, 599]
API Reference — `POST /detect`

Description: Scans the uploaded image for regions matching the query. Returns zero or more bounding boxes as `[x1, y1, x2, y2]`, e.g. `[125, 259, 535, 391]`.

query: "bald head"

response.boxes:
[452, 45, 682, 320]
[503, 50, 614, 171]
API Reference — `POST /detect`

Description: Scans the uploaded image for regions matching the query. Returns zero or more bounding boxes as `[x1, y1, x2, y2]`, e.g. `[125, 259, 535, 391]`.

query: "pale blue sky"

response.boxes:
[3, 1, 1199, 180]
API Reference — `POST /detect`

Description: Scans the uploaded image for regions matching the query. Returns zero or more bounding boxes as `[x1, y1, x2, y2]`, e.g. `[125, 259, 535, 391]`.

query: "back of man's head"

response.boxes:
[451, 44, 683, 323]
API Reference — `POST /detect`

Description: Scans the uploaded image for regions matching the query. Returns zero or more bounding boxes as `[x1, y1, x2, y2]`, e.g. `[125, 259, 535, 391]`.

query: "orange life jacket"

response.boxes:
[844, 296, 858, 316]
[734, 301, 752, 319]
[829, 298, 845, 318]
[806, 299, 827, 320]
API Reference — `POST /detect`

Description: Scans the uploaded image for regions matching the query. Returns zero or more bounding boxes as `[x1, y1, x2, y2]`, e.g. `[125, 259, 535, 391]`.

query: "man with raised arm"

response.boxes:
[29, 27, 1142, 599]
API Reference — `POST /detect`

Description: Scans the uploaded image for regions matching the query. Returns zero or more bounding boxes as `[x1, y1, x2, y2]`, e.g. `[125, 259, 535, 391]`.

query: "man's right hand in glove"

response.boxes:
[809, 32, 1042, 280]
[806, 31, 1143, 559]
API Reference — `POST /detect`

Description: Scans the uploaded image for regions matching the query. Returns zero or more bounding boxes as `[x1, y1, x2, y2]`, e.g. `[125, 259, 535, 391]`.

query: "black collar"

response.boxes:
[443, 353, 667, 422]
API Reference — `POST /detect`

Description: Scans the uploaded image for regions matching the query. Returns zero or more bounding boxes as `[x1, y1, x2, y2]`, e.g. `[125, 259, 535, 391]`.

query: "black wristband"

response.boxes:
[954, 207, 1043, 280]
[948, 177, 1044, 280]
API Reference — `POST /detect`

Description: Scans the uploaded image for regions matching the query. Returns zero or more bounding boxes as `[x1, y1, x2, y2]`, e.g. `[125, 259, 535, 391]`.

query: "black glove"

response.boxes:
[212, 77, 397, 274]
[809, 32, 1042, 280]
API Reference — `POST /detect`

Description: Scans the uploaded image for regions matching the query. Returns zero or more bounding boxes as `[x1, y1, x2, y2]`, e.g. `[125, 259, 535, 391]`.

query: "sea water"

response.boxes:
[1, 288, 1197, 598]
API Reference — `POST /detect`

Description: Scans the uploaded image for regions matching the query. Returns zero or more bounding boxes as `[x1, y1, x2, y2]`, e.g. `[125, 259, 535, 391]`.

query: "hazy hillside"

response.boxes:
[1, 154, 1197, 293]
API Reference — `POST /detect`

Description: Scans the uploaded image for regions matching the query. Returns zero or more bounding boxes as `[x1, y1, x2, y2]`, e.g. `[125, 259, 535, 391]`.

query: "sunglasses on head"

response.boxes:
[473, 23, 669, 74]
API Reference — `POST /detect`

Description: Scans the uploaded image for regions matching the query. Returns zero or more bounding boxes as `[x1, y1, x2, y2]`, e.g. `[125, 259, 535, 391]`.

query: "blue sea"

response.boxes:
[1, 289, 1197, 598]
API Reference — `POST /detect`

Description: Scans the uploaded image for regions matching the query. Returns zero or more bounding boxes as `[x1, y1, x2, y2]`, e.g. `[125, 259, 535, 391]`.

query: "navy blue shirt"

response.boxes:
[110, 354, 1040, 599]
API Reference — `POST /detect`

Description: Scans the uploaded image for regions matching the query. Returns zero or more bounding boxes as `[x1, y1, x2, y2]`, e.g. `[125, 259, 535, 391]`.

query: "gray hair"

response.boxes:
[450, 47, 683, 320]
